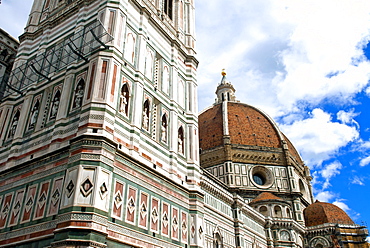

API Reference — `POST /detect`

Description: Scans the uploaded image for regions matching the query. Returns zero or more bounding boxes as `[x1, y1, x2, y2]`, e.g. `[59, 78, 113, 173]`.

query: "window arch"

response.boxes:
[50, 90, 61, 120]
[72, 78, 85, 109]
[274, 206, 282, 218]
[162, 65, 169, 94]
[8, 110, 20, 139]
[178, 126, 184, 154]
[161, 114, 168, 143]
[124, 33, 136, 64]
[286, 207, 291, 218]
[28, 100, 40, 130]
[145, 49, 154, 80]
[119, 83, 130, 115]
[259, 206, 268, 216]
[213, 232, 223, 248]
[280, 230, 290, 241]
[142, 100, 150, 131]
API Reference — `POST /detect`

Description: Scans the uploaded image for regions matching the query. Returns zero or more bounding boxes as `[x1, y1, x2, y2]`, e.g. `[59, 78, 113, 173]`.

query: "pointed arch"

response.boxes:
[119, 83, 130, 115]
[161, 113, 168, 143]
[178, 79, 185, 108]
[178, 126, 184, 154]
[50, 90, 61, 120]
[142, 99, 150, 130]
[73, 78, 85, 109]
[28, 100, 40, 129]
[162, 65, 169, 94]
[8, 110, 20, 139]
[124, 32, 136, 64]
[145, 49, 154, 80]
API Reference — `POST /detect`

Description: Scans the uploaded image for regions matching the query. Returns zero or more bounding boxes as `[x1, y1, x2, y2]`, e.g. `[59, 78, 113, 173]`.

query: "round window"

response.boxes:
[250, 166, 274, 188]
[253, 173, 265, 185]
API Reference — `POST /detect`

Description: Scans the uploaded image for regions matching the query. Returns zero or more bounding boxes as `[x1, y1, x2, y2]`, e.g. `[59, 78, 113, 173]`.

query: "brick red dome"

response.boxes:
[199, 102, 282, 150]
[303, 201, 354, 227]
[199, 102, 304, 165]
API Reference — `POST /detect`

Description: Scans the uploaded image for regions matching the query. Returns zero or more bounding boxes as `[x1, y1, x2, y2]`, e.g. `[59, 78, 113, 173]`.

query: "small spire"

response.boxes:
[215, 70, 237, 104]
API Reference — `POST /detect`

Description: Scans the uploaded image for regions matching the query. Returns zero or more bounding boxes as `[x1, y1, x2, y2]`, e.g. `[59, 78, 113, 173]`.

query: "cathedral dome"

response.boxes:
[199, 100, 304, 168]
[303, 201, 354, 227]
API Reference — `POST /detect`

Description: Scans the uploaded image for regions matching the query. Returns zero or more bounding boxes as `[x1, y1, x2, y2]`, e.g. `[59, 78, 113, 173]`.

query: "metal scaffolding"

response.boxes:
[0, 20, 113, 99]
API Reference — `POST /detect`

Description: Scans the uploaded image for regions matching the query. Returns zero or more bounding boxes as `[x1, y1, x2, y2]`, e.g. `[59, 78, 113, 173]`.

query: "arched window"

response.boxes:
[178, 80, 185, 108]
[178, 126, 184, 154]
[145, 49, 154, 80]
[72, 79, 85, 109]
[162, 65, 169, 94]
[142, 100, 150, 130]
[280, 231, 290, 241]
[259, 206, 268, 216]
[274, 206, 282, 218]
[164, 0, 173, 20]
[161, 114, 168, 143]
[50, 90, 61, 120]
[124, 33, 136, 64]
[28, 100, 40, 130]
[119, 84, 130, 115]
[213, 232, 223, 248]
[286, 208, 291, 218]
[8, 110, 20, 139]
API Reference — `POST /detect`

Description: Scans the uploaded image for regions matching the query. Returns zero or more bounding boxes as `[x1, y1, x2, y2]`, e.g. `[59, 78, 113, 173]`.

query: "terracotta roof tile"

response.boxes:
[303, 200, 354, 227]
[249, 192, 283, 204]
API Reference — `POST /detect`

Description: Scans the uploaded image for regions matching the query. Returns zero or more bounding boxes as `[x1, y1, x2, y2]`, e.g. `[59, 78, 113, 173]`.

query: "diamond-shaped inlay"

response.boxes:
[140, 203, 147, 219]
[151, 208, 159, 223]
[191, 224, 196, 238]
[114, 192, 123, 207]
[38, 192, 47, 208]
[66, 180, 75, 198]
[127, 198, 136, 214]
[2, 204, 10, 218]
[162, 212, 169, 227]
[13, 201, 21, 217]
[173, 216, 179, 231]
[199, 226, 203, 239]
[99, 182, 108, 199]
[51, 189, 61, 206]
[182, 220, 188, 233]
[25, 197, 34, 212]
[80, 177, 94, 197]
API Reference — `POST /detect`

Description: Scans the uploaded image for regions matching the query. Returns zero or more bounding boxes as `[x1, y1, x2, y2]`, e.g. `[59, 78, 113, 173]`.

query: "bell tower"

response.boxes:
[0, 0, 202, 247]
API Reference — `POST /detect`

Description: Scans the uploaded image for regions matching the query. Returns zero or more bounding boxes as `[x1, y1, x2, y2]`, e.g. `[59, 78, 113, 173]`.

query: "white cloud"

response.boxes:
[320, 161, 342, 189]
[337, 109, 359, 128]
[280, 109, 359, 167]
[333, 200, 350, 212]
[360, 156, 370, 167]
[315, 191, 336, 202]
[197, 0, 370, 115]
[351, 176, 365, 186]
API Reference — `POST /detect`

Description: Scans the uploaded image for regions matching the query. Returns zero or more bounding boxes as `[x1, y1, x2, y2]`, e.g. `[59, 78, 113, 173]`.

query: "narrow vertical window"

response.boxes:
[107, 10, 116, 35]
[164, 0, 173, 20]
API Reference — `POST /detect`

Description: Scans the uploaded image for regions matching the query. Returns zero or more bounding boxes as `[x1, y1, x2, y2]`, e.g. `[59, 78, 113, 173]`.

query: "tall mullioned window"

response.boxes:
[164, 0, 173, 20]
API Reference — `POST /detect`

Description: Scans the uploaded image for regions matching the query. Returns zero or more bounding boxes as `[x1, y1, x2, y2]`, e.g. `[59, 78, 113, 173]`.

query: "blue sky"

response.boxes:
[1, 0, 370, 230]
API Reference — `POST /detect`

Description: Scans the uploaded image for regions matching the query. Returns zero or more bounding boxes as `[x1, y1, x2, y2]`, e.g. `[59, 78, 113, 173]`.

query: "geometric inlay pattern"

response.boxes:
[51, 188, 61, 206]
[151, 208, 159, 223]
[99, 182, 108, 200]
[38, 192, 47, 208]
[127, 197, 136, 214]
[80, 177, 94, 197]
[140, 202, 147, 219]
[66, 180, 75, 198]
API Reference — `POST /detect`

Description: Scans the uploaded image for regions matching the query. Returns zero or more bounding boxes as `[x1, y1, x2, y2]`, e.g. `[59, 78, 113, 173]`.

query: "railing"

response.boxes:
[0, 20, 113, 100]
